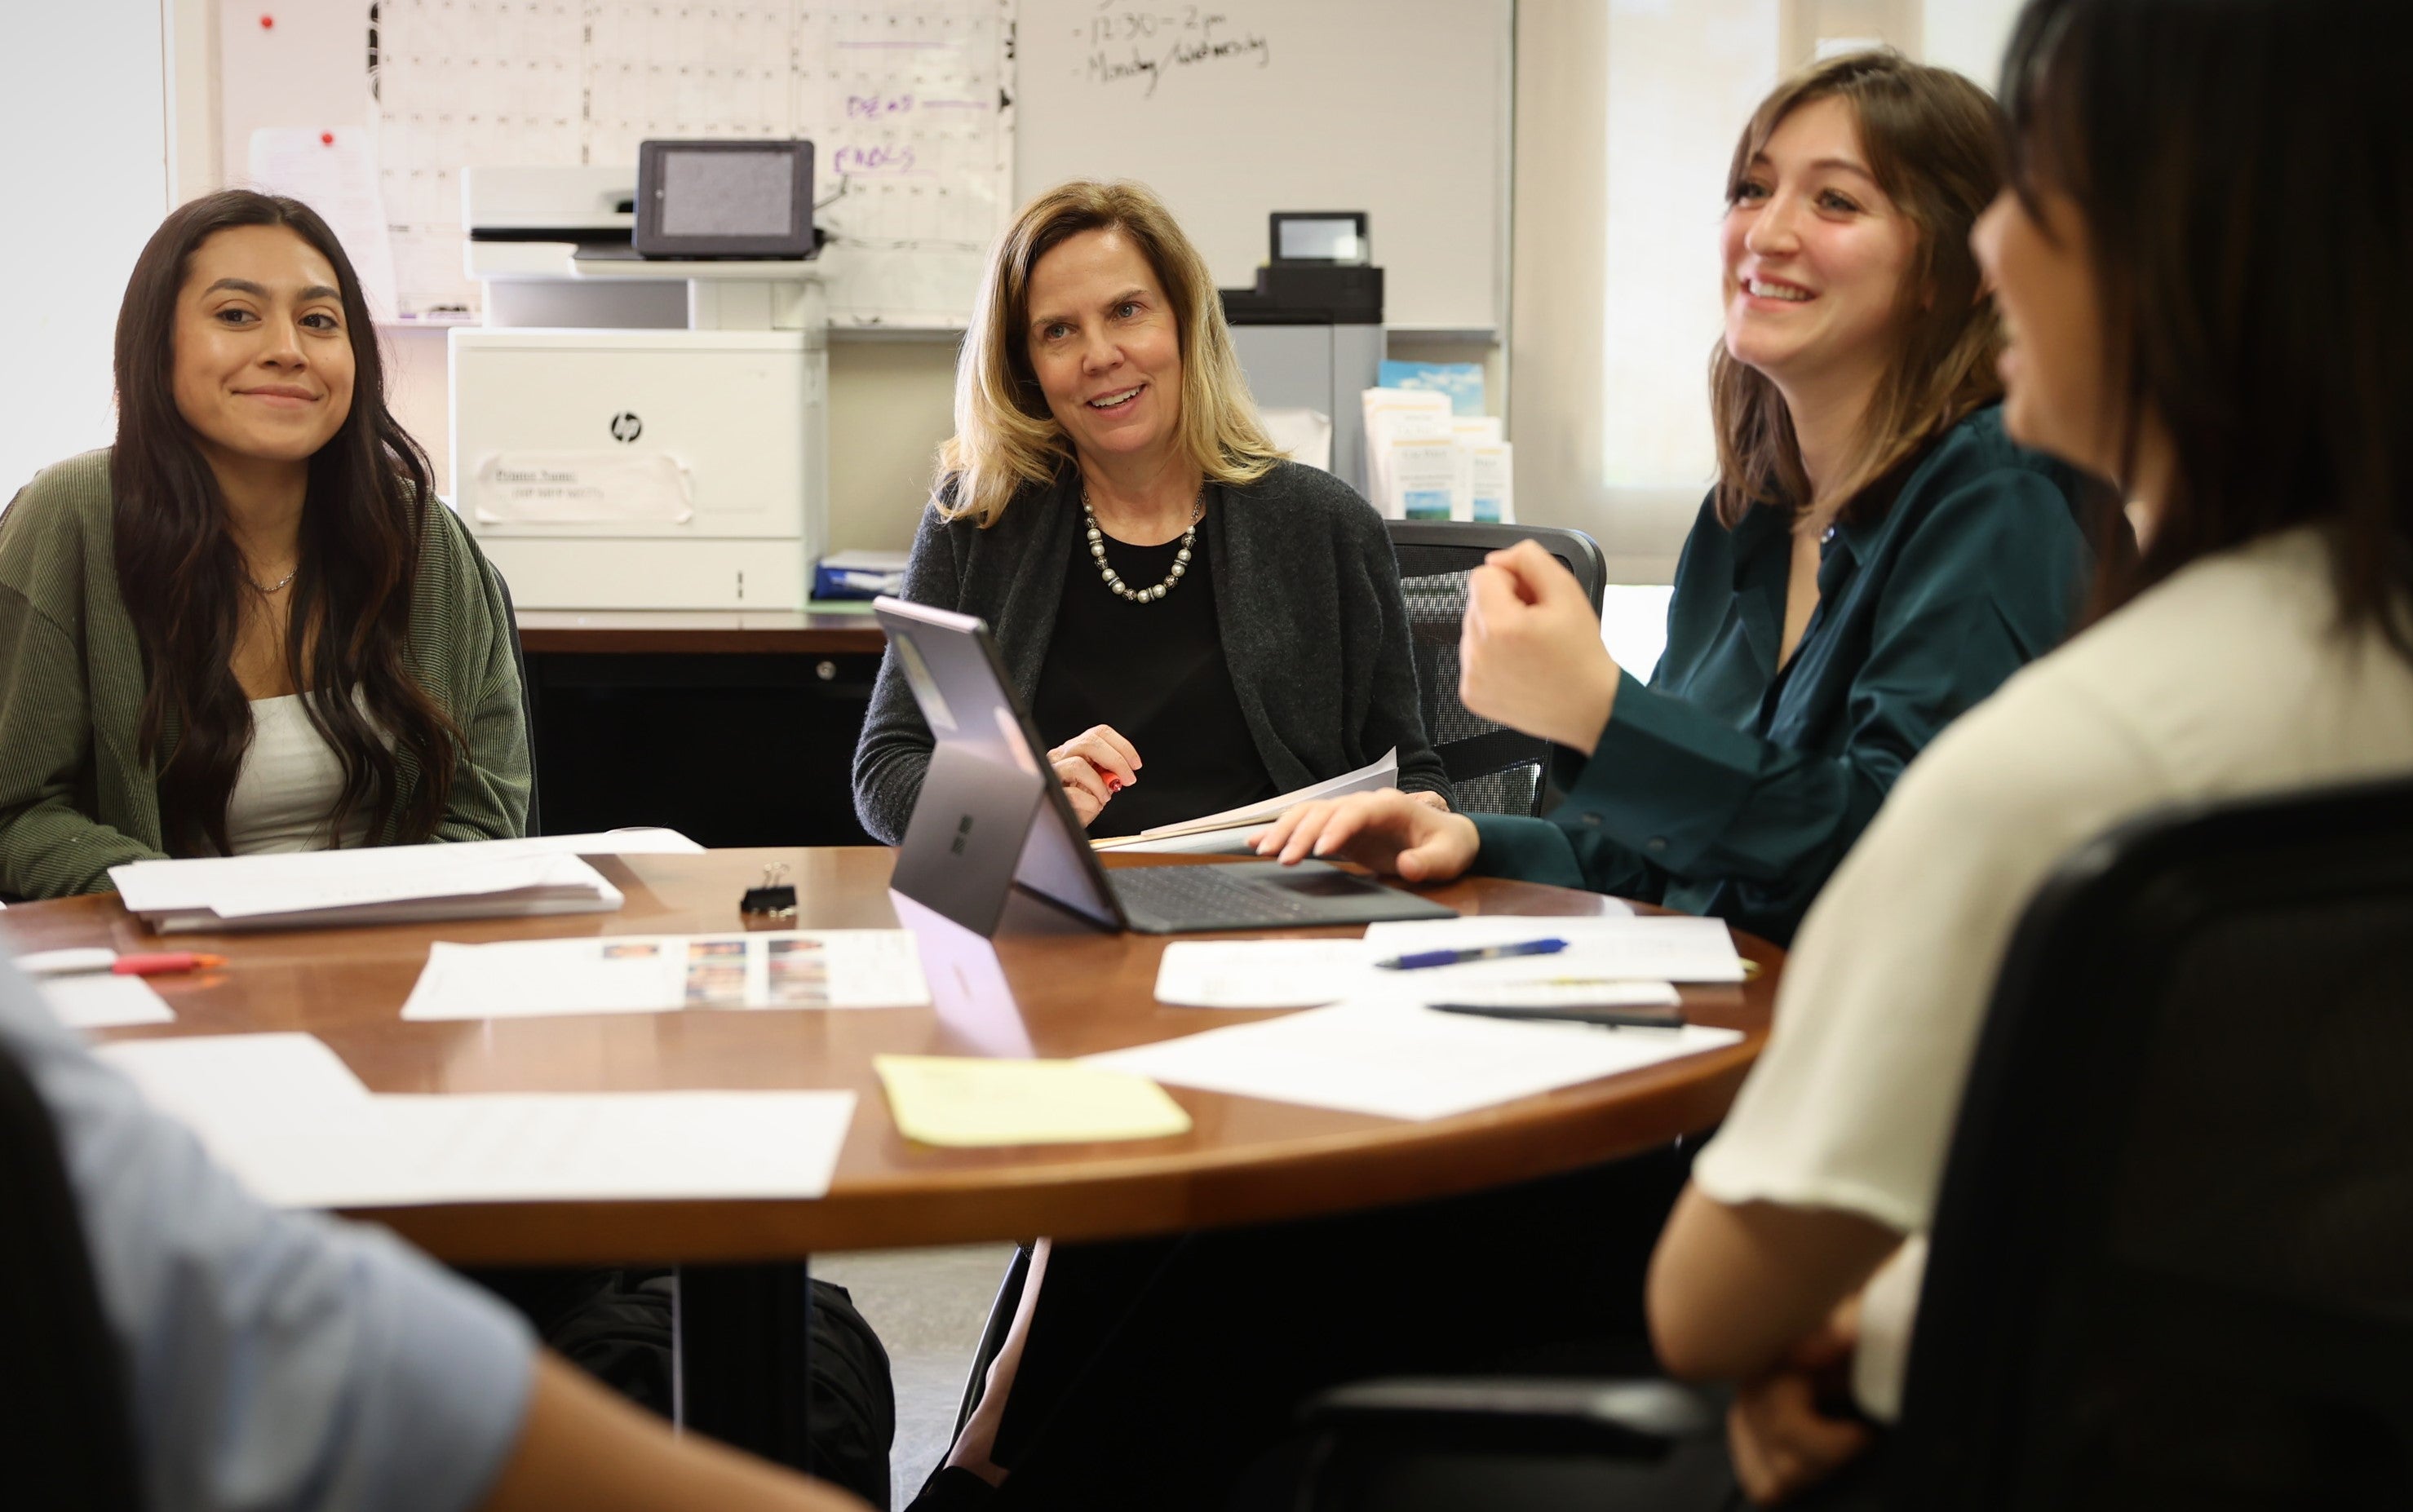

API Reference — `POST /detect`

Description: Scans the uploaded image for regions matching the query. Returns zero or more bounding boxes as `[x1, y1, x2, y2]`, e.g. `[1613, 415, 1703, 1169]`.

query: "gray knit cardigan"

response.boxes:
[852, 461, 1451, 844]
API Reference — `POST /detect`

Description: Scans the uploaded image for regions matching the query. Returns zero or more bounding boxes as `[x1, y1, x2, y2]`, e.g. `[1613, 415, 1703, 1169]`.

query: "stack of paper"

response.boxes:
[107, 829, 701, 933]
[1363, 387, 1455, 519]
[97, 1032, 856, 1208]
[402, 931, 932, 1020]
[1361, 389, 1514, 523]
[1087, 1001, 1743, 1122]
[1093, 749, 1398, 855]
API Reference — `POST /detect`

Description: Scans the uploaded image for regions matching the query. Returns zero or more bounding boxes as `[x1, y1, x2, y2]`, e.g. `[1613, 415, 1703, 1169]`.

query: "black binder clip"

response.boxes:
[740, 862, 798, 921]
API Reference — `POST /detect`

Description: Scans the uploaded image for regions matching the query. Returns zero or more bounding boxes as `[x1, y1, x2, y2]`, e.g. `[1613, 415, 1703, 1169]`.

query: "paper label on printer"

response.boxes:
[472, 452, 695, 525]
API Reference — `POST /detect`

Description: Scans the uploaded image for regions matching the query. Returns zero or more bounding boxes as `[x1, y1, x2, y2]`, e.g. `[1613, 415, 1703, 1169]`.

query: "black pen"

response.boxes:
[1430, 1002, 1686, 1030]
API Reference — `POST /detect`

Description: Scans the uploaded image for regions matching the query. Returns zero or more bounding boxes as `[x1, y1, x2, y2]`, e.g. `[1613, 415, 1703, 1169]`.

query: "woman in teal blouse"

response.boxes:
[1260, 54, 2094, 947]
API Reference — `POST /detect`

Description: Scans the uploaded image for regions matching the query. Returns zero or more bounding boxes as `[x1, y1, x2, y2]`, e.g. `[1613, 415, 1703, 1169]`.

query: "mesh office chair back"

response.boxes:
[0, 1039, 144, 1509]
[1384, 523, 1607, 817]
[1894, 775, 2413, 1510]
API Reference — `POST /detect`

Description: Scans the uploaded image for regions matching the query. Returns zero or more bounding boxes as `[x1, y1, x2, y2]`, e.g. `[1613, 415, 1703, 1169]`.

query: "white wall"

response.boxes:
[0, 2, 171, 499]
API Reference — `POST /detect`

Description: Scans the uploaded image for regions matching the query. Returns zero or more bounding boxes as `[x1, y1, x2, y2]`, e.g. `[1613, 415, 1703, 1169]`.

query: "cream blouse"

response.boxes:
[1691, 527, 2413, 1420]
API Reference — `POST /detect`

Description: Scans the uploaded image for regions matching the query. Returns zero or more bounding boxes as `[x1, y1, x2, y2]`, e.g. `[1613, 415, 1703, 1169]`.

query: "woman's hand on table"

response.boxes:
[1047, 725, 1142, 826]
[1250, 789, 1481, 883]
[1462, 540, 1622, 756]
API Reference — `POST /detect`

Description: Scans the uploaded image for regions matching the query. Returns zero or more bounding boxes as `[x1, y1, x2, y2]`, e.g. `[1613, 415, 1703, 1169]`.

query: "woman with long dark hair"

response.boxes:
[1644, 0, 2413, 1503]
[0, 191, 529, 899]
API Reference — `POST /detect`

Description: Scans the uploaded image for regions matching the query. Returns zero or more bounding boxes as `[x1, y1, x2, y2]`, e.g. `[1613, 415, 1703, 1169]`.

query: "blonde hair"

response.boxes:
[1710, 51, 2009, 528]
[936, 179, 1281, 527]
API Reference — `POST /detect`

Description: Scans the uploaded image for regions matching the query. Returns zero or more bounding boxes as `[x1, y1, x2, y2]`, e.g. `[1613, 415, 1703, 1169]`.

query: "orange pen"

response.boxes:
[110, 953, 227, 977]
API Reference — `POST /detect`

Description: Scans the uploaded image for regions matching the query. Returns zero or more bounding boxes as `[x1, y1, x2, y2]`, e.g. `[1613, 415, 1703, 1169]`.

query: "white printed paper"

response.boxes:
[1385, 437, 1460, 522]
[38, 975, 177, 1030]
[1087, 1001, 1743, 1122]
[1154, 939, 1372, 1009]
[1360, 388, 1454, 519]
[403, 931, 932, 1020]
[1093, 749, 1400, 849]
[107, 830, 698, 934]
[98, 1032, 857, 1208]
[1361, 914, 1744, 984]
[246, 127, 401, 323]
[1470, 440, 1515, 524]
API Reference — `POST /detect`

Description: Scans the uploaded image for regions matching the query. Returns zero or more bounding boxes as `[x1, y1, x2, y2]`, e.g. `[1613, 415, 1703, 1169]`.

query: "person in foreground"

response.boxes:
[1259, 51, 2092, 948]
[1640, 0, 2413, 1503]
[0, 191, 529, 901]
[0, 956, 866, 1512]
[851, 178, 1448, 845]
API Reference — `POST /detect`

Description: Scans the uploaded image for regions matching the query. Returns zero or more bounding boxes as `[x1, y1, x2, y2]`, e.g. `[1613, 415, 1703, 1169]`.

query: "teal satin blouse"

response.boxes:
[1468, 405, 2095, 945]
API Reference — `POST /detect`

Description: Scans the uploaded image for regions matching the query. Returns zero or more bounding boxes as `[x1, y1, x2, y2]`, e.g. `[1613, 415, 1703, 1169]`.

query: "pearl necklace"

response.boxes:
[1083, 487, 1201, 603]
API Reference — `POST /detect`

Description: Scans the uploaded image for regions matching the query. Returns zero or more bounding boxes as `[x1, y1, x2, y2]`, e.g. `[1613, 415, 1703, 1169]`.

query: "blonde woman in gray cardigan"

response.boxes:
[851, 179, 1450, 845]
[0, 192, 529, 900]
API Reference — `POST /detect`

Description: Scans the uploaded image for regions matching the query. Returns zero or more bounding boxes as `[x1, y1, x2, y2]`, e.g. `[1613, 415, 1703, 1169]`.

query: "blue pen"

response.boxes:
[1374, 938, 1569, 971]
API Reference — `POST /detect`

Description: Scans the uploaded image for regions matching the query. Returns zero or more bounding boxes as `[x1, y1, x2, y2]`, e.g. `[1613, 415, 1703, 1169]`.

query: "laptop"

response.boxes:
[873, 597, 1459, 936]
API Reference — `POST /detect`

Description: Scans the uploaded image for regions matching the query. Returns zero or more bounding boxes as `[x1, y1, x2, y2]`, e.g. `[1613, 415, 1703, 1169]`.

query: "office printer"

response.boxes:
[1220, 213, 1384, 493]
[451, 157, 828, 611]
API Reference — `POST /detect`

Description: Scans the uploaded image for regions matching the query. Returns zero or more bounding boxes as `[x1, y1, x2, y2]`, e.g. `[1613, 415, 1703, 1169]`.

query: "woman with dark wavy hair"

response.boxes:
[0, 190, 529, 899]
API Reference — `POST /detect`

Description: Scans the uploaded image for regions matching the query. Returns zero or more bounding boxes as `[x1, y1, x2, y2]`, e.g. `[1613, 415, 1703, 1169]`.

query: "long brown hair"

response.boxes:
[937, 179, 1280, 528]
[1711, 51, 2008, 528]
[2002, 0, 2413, 663]
[112, 191, 460, 856]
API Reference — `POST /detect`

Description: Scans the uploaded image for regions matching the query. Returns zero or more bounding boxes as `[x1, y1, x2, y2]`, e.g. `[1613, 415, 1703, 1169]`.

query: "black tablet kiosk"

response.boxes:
[633, 139, 815, 259]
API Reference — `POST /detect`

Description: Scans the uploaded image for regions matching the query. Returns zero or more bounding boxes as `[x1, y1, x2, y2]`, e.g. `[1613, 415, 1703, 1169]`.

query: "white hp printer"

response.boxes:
[451, 144, 828, 610]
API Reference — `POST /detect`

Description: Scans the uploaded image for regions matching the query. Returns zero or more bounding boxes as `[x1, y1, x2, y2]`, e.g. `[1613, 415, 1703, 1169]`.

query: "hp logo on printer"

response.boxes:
[609, 411, 644, 443]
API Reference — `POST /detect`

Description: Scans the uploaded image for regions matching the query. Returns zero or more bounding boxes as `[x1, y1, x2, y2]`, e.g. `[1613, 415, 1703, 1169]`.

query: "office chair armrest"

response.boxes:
[1299, 1375, 1720, 1459]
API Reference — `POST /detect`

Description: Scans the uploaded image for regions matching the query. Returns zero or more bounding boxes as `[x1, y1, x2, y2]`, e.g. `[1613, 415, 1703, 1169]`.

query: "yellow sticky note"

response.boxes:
[874, 1055, 1193, 1147]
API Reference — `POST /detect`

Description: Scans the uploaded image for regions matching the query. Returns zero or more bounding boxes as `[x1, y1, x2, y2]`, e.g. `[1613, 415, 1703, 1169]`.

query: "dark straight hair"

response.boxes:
[2001, 0, 2413, 659]
[112, 190, 459, 856]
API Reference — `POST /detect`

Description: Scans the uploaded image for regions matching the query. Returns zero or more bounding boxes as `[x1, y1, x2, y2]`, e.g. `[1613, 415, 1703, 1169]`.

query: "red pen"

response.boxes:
[112, 953, 228, 977]
[1088, 759, 1125, 794]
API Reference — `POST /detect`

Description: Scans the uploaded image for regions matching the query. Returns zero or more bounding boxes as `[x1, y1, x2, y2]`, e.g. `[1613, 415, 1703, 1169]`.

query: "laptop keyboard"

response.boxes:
[1109, 864, 1339, 929]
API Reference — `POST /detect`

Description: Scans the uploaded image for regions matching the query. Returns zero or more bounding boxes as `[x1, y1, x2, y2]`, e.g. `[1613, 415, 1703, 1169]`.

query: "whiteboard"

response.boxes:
[1014, 0, 1512, 331]
[365, 0, 1015, 327]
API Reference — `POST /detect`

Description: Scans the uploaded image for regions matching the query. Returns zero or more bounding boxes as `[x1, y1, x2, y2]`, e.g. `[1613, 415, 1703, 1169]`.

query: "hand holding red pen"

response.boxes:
[1046, 723, 1142, 825]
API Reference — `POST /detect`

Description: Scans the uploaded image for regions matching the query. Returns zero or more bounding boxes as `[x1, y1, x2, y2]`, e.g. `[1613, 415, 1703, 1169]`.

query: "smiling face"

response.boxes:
[1022, 228, 1184, 471]
[170, 223, 356, 474]
[1721, 95, 1922, 399]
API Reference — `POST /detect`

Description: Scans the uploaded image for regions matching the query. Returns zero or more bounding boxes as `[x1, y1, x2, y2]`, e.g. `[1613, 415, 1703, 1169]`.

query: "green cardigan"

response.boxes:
[0, 449, 531, 900]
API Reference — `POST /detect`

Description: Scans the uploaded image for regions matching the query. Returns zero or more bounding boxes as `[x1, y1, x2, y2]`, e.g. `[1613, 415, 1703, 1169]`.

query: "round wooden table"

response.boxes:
[0, 847, 1779, 1265]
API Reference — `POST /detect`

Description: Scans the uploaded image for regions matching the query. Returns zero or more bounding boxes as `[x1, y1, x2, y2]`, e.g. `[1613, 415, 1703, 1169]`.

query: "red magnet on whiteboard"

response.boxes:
[259, 14, 274, 28]
[321, 131, 335, 145]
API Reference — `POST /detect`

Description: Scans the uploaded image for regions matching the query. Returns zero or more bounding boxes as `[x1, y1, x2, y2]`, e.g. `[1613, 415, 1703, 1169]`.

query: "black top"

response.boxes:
[851, 460, 1451, 845]
[1032, 517, 1275, 837]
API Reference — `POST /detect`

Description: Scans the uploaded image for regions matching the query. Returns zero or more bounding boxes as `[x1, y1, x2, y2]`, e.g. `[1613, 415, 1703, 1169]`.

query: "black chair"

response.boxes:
[490, 564, 542, 837]
[1290, 774, 2413, 1510]
[1385, 521, 1607, 817]
[0, 1041, 144, 1509]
